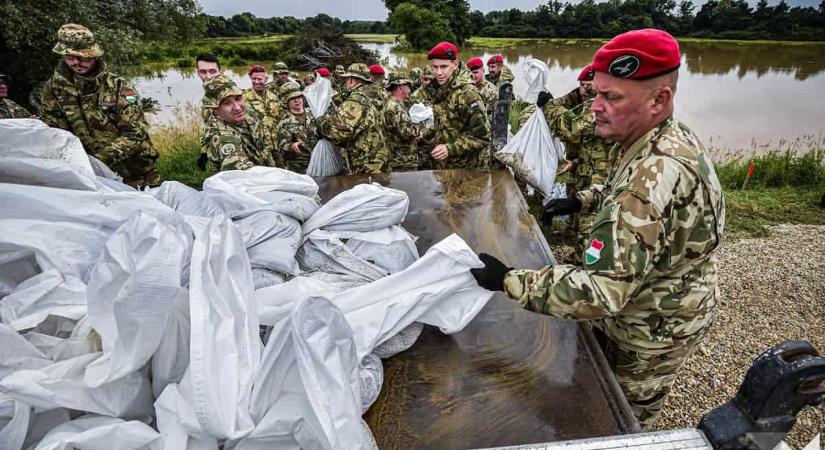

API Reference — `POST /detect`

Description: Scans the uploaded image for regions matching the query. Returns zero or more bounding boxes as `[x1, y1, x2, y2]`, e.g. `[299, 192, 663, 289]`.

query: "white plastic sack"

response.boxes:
[33, 415, 161, 450]
[154, 383, 218, 450]
[494, 108, 563, 198]
[409, 103, 434, 129]
[151, 181, 225, 218]
[251, 268, 286, 290]
[303, 76, 333, 118]
[358, 353, 383, 413]
[342, 226, 419, 274]
[235, 210, 302, 275]
[297, 230, 389, 284]
[151, 290, 190, 398]
[522, 59, 553, 104]
[203, 167, 319, 200]
[302, 183, 409, 237]
[0, 396, 30, 450]
[187, 216, 259, 440]
[0, 119, 96, 179]
[249, 191, 320, 223]
[0, 323, 50, 379]
[372, 322, 424, 359]
[255, 276, 337, 327]
[84, 213, 189, 387]
[306, 139, 346, 177]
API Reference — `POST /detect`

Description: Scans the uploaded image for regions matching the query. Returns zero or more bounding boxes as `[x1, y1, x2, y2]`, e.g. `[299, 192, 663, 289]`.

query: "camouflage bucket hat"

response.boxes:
[52, 24, 103, 58]
[272, 62, 289, 74]
[342, 63, 372, 83]
[387, 72, 413, 90]
[279, 81, 304, 102]
[420, 67, 435, 79]
[202, 75, 243, 109]
[409, 67, 423, 82]
[335, 64, 345, 74]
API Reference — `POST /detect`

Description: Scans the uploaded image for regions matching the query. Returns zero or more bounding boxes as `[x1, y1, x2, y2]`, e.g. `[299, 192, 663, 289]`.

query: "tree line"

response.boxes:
[202, 13, 390, 37]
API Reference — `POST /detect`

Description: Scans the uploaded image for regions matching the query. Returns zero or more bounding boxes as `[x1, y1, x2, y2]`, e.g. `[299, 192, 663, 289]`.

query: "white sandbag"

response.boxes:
[44, 315, 100, 363]
[299, 271, 371, 293]
[0, 396, 30, 450]
[0, 119, 95, 179]
[251, 268, 286, 290]
[242, 297, 366, 450]
[235, 210, 302, 275]
[22, 408, 71, 450]
[151, 181, 225, 217]
[255, 276, 337, 327]
[250, 191, 320, 223]
[297, 230, 388, 284]
[372, 322, 424, 359]
[342, 226, 419, 274]
[33, 415, 161, 450]
[409, 103, 434, 128]
[0, 352, 154, 418]
[303, 76, 333, 118]
[306, 139, 346, 177]
[302, 183, 409, 237]
[83, 213, 189, 387]
[151, 290, 190, 398]
[154, 383, 218, 450]
[522, 59, 553, 104]
[358, 353, 383, 413]
[332, 234, 493, 359]
[203, 167, 319, 200]
[187, 216, 259, 440]
[494, 108, 563, 198]
[0, 323, 50, 379]
[88, 155, 124, 182]
[0, 269, 86, 331]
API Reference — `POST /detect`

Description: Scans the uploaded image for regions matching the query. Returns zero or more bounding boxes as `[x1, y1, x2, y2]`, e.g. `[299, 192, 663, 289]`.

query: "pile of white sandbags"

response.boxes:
[0, 120, 494, 450]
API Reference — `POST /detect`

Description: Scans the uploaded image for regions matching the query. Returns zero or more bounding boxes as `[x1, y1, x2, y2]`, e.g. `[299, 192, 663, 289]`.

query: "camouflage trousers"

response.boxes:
[123, 167, 162, 189]
[593, 324, 711, 429]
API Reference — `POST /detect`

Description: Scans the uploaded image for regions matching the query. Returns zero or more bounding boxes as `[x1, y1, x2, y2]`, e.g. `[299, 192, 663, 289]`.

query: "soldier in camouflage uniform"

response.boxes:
[201, 76, 277, 171]
[194, 54, 223, 171]
[40, 24, 161, 188]
[266, 62, 291, 96]
[425, 42, 491, 170]
[410, 68, 435, 106]
[243, 65, 281, 131]
[472, 29, 725, 429]
[486, 54, 515, 88]
[383, 73, 421, 171]
[467, 57, 500, 168]
[277, 82, 318, 174]
[0, 74, 32, 119]
[362, 64, 390, 111]
[317, 63, 389, 175]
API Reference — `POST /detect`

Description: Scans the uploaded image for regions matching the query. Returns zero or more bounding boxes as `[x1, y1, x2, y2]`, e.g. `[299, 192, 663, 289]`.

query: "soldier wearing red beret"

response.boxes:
[466, 57, 498, 120]
[423, 42, 491, 169]
[485, 54, 514, 88]
[472, 29, 726, 429]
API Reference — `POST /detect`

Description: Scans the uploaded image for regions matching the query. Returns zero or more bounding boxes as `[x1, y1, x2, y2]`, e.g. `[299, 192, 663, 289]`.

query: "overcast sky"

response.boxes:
[198, 0, 818, 20]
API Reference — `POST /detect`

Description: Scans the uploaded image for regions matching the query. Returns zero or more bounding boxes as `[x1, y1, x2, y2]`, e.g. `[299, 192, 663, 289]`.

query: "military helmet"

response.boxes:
[272, 62, 289, 74]
[409, 67, 423, 83]
[202, 75, 243, 109]
[342, 63, 372, 83]
[386, 72, 413, 90]
[420, 67, 435, 79]
[279, 81, 304, 102]
[335, 64, 345, 74]
[52, 24, 103, 58]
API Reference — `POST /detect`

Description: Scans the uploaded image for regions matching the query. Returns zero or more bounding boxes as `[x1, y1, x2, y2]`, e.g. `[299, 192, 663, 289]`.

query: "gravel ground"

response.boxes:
[654, 224, 825, 448]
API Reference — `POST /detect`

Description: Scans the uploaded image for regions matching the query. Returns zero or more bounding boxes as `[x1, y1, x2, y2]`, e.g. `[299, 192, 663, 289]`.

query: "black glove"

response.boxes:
[536, 91, 553, 108]
[540, 197, 583, 225]
[196, 153, 209, 171]
[471, 253, 512, 292]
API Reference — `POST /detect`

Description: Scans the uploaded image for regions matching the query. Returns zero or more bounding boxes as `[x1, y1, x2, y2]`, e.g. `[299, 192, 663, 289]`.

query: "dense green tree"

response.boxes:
[389, 3, 456, 49]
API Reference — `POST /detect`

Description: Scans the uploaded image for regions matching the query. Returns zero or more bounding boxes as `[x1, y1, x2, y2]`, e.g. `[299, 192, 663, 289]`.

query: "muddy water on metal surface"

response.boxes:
[316, 170, 637, 449]
[137, 40, 825, 153]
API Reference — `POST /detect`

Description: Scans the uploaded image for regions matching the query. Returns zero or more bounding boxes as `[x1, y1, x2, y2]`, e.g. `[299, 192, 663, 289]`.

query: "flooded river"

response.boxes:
[134, 40, 825, 153]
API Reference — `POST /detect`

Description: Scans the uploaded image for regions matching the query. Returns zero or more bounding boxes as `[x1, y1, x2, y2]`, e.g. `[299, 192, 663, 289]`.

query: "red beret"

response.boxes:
[487, 54, 503, 65]
[369, 64, 385, 75]
[467, 57, 483, 71]
[592, 29, 681, 80]
[577, 64, 595, 81]
[316, 68, 331, 77]
[427, 42, 459, 61]
[248, 64, 266, 76]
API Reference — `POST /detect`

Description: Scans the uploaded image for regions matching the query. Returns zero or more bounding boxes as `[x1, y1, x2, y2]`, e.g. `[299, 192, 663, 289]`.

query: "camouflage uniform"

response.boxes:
[362, 81, 390, 111]
[243, 87, 281, 130]
[486, 64, 515, 88]
[266, 62, 290, 97]
[0, 99, 31, 119]
[277, 82, 318, 174]
[428, 64, 491, 169]
[40, 24, 160, 188]
[201, 76, 277, 171]
[543, 87, 615, 258]
[503, 117, 726, 428]
[317, 63, 389, 175]
[476, 79, 498, 119]
[383, 76, 420, 171]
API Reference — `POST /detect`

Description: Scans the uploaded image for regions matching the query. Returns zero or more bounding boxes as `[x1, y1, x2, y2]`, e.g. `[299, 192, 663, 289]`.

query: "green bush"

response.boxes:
[716, 149, 825, 190]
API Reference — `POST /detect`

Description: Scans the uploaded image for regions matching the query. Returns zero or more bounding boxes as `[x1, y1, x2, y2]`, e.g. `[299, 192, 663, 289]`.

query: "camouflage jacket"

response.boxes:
[383, 96, 420, 171]
[361, 82, 390, 111]
[0, 99, 31, 119]
[486, 65, 515, 88]
[265, 79, 289, 97]
[243, 87, 282, 130]
[543, 88, 615, 189]
[429, 66, 491, 169]
[277, 109, 318, 174]
[410, 85, 434, 106]
[40, 60, 158, 180]
[202, 114, 277, 171]
[504, 118, 726, 352]
[317, 84, 389, 175]
[477, 80, 498, 119]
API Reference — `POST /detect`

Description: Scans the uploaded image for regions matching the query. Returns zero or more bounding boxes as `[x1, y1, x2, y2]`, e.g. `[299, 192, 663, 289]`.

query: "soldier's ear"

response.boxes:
[650, 85, 673, 116]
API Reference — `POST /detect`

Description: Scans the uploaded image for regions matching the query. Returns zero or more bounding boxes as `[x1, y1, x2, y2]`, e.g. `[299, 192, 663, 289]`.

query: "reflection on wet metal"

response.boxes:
[316, 170, 639, 450]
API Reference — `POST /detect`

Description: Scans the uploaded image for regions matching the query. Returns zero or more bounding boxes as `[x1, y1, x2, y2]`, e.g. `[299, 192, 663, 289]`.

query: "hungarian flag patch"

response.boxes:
[584, 239, 604, 265]
[124, 90, 137, 103]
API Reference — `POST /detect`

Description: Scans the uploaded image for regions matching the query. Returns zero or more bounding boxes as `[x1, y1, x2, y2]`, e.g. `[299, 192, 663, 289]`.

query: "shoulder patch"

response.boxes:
[219, 143, 236, 156]
[124, 90, 137, 104]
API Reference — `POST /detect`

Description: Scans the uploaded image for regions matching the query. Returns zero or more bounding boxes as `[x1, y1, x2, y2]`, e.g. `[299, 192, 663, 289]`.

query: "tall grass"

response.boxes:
[151, 106, 212, 188]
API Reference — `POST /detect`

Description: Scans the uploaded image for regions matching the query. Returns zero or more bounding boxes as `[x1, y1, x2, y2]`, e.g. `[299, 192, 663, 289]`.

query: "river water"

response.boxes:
[134, 40, 825, 153]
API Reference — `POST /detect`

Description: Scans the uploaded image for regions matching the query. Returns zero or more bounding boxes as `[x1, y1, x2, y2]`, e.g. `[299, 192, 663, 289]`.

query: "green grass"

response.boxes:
[724, 187, 825, 237]
[152, 110, 213, 188]
[466, 36, 825, 48]
[346, 34, 398, 43]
